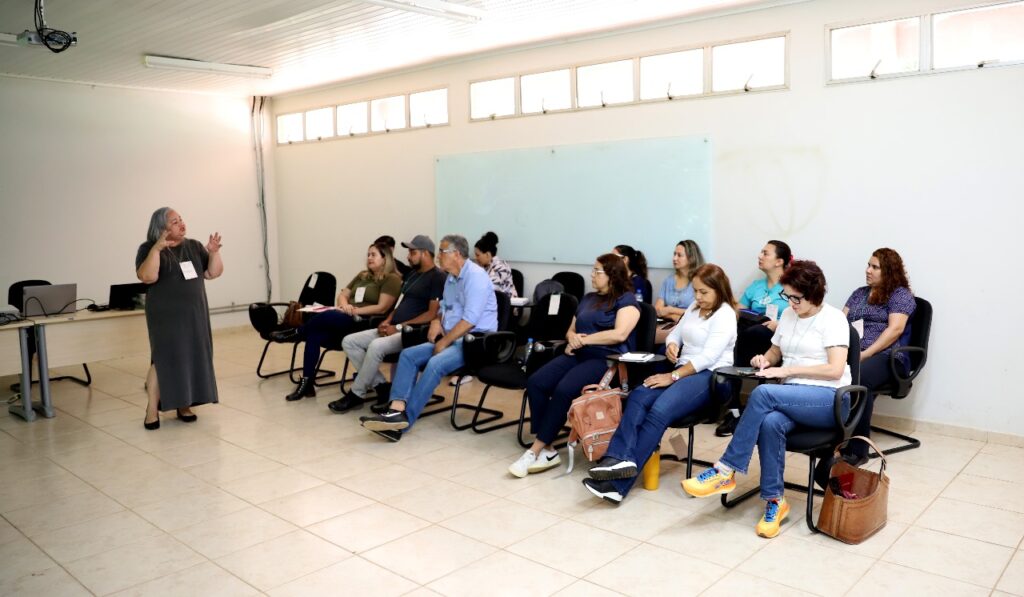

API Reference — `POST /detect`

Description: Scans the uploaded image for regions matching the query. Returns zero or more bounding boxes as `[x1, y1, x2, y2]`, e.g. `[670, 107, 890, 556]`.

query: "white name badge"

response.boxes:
[766, 304, 779, 321]
[308, 273, 318, 289]
[354, 286, 366, 303]
[179, 261, 198, 280]
[852, 319, 865, 338]
[548, 293, 561, 316]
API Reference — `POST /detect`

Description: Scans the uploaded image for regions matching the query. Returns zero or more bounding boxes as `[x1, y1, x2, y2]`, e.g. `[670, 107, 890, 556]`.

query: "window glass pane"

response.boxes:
[304, 108, 334, 140]
[830, 18, 920, 80]
[521, 69, 571, 114]
[640, 49, 704, 100]
[577, 60, 634, 107]
[370, 95, 406, 132]
[470, 77, 515, 119]
[336, 102, 368, 136]
[276, 113, 303, 144]
[712, 36, 786, 92]
[410, 88, 448, 127]
[933, 2, 1024, 69]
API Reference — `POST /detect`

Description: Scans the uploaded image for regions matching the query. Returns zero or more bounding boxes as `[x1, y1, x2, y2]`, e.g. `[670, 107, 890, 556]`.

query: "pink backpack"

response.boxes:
[566, 363, 628, 473]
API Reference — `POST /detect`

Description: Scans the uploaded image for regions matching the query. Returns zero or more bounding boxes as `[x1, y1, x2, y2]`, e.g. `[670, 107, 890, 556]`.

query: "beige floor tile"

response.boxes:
[742, 535, 875, 595]
[172, 506, 297, 559]
[551, 580, 624, 597]
[307, 503, 431, 553]
[700, 571, 815, 596]
[335, 463, 437, 501]
[4, 488, 124, 537]
[292, 450, 391, 482]
[0, 564, 91, 597]
[220, 467, 324, 504]
[267, 556, 418, 597]
[33, 510, 164, 563]
[649, 513, 769, 568]
[882, 527, 1013, 587]
[259, 483, 374, 527]
[0, 516, 21, 545]
[507, 520, 639, 578]
[886, 432, 984, 473]
[349, 430, 449, 463]
[997, 550, 1024, 596]
[0, 470, 94, 513]
[0, 535, 60, 585]
[585, 543, 728, 596]
[388, 479, 496, 523]
[847, 562, 990, 597]
[133, 485, 251, 532]
[97, 467, 215, 509]
[572, 492, 694, 541]
[916, 497, 1024, 547]
[887, 487, 940, 524]
[429, 550, 576, 597]
[64, 534, 204, 596]
[362, 526, 495, 585]
[965, 446, 1024, 485]
[184, 450, 284, 484]
[110, 561, 260, 597]
[447, 457, 551, 497]
[440, 499, 561, 548]
[787, 517, 910, 559]
[149, 437, 251, 468]
[402, 445, 498, 479]
[506, 476, 599, 518]
[215, 530, 350, 591]
[0, 455, 69, 482]
[77, 405, 148, 428]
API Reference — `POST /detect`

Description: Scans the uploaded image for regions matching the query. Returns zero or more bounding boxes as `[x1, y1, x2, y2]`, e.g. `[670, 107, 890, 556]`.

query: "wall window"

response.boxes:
[831, 18, 920, 80]
[409, 88, 449, 127]
[304, 108, 334, 141]
[370, 95, 406, 132]
[712, 36, 786, 92]
[577, 59, 634, 107]
[276, 113, 303, 144]
[521, 69, 571, 114]
[336, 101, 368, 136]
[933, 2, 1024, 69]
[470, 77, 515, 119]
[640, 49, 703, 100]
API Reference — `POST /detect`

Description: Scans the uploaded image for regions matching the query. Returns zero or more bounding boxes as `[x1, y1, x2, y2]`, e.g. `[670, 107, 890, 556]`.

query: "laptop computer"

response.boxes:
[109, 283, 148, 310]
[22, 283, 77, 317]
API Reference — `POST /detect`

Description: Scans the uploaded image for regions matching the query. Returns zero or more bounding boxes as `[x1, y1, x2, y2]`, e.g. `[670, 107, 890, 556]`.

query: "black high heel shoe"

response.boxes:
[144, 411, 160, 430]
[176, 409, 198, 423]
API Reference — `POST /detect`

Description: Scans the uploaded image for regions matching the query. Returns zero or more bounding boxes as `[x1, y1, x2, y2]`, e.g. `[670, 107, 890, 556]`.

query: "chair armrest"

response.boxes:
[399, 323, 430, 348]
[464, 331, 518, 369]
[536, 339, 567, 357]
[889, 346, 926, 383]
[248, 302, 294, 333]
[833, 384, 869, 437]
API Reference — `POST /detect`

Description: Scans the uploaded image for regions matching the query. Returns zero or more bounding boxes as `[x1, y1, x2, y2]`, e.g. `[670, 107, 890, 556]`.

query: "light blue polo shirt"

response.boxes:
[740, 278, 789, 317]
[659, 275, 695, 309]
[440, 260, 498, 334]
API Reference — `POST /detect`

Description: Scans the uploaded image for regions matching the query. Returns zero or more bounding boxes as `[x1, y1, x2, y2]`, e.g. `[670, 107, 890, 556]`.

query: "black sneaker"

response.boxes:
[328, 391, 364, 414]
[373, 382, 392, 401]
[588, 456, 638, 481]
[582, 478, 623, 505]
[370, 400, 391, 415]
[360, 409, 409, 431]
[369, 428, 402, 442]
[715, 412, 738, 437]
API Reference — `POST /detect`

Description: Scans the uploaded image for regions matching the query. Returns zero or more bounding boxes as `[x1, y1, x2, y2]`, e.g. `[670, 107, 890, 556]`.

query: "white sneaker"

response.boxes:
[527, 448, 561, 473]
[509, 450, 537, 478]
[449, 375, 474, 386]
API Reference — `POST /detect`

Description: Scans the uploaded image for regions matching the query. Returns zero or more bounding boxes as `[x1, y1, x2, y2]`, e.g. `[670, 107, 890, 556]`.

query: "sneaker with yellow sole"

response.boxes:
[755, 498, 789, 538]
[681, 467, 736, 498]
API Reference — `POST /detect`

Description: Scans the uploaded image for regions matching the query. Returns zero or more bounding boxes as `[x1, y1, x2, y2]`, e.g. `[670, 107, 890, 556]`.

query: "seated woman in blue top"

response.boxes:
[582, 264, 737, 504]
[612, 244, 651, 304]
[509, 254, 641, 478]
[683, 260, 852, 539]
[735, 240, 793, 364]
[841, 248, 915, 462]
[654, 239, 705, 345]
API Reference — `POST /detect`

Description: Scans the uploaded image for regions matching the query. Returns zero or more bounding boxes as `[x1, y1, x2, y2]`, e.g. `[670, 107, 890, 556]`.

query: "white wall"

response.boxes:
[0, 77, 278, 327]
[271, 0, 1024, 436]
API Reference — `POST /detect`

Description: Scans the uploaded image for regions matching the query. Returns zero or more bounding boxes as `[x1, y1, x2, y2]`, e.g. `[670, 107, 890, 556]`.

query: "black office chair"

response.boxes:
[248, 271, 337, 380]
[511, 269, 525, 298]
[8, 280, 91, 390]
[450, 292, 579, 439]
[868, 296, 932, 456]
[719, 325, 869, 534]
[640, 278, 654, 304]
[552, 271, 585, 303]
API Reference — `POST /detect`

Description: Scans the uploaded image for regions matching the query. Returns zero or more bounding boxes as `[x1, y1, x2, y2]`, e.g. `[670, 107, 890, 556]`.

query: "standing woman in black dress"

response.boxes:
[136, 207, 223, 429]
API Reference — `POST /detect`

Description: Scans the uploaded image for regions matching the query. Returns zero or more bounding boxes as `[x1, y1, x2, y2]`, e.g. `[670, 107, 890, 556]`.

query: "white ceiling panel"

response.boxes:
[0, 0, 784, 96]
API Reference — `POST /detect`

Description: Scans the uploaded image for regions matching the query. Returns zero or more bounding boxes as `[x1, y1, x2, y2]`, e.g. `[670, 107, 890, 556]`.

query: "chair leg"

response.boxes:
[315, 355, 354, 388]
[450, 383, 505, 431]
[289, 347, 336, 384]
[804, 454, 821, 534]
[658, 425, 713, 479]
[257, 341, 303, 379]
[869, 424, 921, 456]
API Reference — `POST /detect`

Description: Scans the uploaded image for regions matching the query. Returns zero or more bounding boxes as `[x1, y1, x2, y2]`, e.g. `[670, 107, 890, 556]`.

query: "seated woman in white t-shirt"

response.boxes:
[582, 264, 737, 504]
[682, 260, 851, 539]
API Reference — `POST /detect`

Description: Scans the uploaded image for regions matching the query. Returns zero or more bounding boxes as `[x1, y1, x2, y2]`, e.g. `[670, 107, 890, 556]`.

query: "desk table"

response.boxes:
[1, 320, 39, 421]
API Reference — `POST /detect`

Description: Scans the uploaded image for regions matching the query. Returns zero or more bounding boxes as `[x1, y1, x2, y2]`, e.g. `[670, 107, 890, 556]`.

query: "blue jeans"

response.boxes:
[720, 383, 849, 501]
[526, 354, 610, 445]
[390, 339, 464, 431]
[607, 370, 713, 496]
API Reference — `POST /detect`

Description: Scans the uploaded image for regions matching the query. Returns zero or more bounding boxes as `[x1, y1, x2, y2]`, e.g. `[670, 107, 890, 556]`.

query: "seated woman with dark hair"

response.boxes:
[654, 239, 705, 345]
[508, 253, 640, 478]
[683, 260, 852, 539]
[375, 235, 411, 278]
[613, 244, 651, 304]
[278, 242, 402, 402]
[582, 264, 736, 504]
[473, 231, 517, 298]
[841, 247, 915, 462]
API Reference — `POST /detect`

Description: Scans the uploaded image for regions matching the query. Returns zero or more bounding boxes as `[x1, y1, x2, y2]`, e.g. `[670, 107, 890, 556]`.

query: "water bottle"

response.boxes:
[522, 337, 534, 372]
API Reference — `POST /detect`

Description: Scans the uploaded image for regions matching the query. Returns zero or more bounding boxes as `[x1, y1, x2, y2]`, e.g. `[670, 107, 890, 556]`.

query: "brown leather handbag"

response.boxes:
[817, 436, 890, 544]
[282, 301, 304, 328]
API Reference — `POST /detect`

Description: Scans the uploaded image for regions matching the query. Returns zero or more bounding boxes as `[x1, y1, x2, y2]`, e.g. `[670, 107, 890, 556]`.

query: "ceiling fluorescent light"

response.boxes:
[143, 55, 272, 79]
[358, 0, 484, 23]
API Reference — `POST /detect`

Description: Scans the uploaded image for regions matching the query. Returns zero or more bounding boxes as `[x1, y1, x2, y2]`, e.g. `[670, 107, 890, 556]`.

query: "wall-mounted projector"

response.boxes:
[17, 28, 76, 48]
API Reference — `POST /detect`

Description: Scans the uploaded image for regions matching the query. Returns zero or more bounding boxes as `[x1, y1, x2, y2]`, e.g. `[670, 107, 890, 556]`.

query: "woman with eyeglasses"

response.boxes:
[508, 253, 641, 478]
[682, 260, 852, 539]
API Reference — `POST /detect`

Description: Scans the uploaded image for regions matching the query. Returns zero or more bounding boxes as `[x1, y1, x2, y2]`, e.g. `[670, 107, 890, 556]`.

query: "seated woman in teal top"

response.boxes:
[655, 239, 705, 344]
[738, 240, 792, 330]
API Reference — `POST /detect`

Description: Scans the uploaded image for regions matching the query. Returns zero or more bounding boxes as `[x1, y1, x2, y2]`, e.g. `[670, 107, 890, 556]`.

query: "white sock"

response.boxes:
[714, 461, 734, 476]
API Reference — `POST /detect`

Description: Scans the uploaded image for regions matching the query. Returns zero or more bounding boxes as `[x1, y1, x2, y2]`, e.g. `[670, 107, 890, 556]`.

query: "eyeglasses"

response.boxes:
[439, 248, 457, 254]
[591, 268, 606, 275]
[779, 291, 804, 305]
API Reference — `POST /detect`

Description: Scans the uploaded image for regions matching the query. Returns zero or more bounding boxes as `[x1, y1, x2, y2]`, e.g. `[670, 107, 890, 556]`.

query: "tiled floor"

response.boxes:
[2, 327, 1023, 596]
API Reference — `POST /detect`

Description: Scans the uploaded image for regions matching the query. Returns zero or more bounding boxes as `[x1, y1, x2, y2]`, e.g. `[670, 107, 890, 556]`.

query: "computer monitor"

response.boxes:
[22, 283, 77, 317]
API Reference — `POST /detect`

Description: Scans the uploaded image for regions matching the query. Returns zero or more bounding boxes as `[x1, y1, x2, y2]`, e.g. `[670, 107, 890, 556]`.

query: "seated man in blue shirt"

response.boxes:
[360, 234, 498, 441]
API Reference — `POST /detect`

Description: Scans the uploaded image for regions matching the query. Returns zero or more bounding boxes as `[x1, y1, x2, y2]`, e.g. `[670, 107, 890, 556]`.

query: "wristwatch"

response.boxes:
[670, 370, 680, 382]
